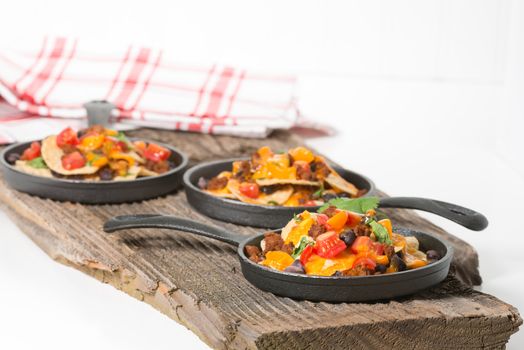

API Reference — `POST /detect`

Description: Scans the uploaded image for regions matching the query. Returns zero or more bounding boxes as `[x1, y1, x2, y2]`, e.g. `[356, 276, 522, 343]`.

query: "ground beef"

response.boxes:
[322, 205, 339, 218]
[384, 245, 395, 260]
[245, 245, 263, 263]
[145, 160, 170, 173]
[354, 223, 372, 236]
[294, 161, 313, 181]
[356, 189, 368, 197]
[342, 265, 373, 276]
[308, 223, 326, 240]
[312, 160, 331, 179]
[262, 232, 285, 254]
[281, 242, 294, 255]
[206, 176, 228, 190]
[233, 160, 251, 180]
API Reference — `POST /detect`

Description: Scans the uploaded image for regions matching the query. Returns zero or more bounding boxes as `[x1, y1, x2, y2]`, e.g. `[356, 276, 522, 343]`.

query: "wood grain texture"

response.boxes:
[0, 129, 520, 349]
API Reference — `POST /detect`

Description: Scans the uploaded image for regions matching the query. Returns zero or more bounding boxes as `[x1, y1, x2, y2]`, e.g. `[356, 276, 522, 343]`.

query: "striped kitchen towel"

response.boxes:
[0, 37, 320, 143]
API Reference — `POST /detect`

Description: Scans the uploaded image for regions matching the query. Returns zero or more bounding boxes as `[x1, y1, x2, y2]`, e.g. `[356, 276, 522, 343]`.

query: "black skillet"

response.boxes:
[184, 158, 376, 228]
[0, 139, 188, 204]
[103, 198, 487, 302]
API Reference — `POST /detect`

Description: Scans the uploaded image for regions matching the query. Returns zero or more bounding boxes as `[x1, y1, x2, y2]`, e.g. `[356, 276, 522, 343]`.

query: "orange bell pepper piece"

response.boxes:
[326, 210, 349, 232]
[261, 251, 294, 271]
[289, 147, 315, 163]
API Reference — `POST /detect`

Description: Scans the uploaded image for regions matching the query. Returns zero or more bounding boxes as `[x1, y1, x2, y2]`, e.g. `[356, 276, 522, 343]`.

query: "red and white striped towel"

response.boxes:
[0, 37, 314, 143]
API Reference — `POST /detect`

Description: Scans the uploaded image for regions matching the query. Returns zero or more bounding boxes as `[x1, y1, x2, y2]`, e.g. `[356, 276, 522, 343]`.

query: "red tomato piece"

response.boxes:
[143, 143, 171, 162]
[56, 127, 79, 148]
[351, 236, 373, 254]
[346, 211, 363, 228]
[315, 213, 329, 226]
[20, 142, 41, 160]
[353, 257, 376, 271]
[239, 182, 260, 199]
[61, 151, 86, 170]
[304, 200, 317, 206]
[314, 231, 347, 258]
[300, 244, 314, 266]
[373, 242, 385, 255]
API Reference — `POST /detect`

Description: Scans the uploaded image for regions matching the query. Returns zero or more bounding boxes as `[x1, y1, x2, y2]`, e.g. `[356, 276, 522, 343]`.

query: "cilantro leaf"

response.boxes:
[369, 220, 392, 244]
[27, 157, 48, 169]
[291, 236, 313, 259]
[312, 183, 325, 199]
[318, 197, 379, 214]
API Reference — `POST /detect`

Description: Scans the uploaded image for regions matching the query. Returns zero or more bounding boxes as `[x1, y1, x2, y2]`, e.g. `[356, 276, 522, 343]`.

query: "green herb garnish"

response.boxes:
[368, 220, 392, 244]
[318, 197, 379, 214]
[312, 183, 325, 199]
[115, 132, 133, 149]
[27, 157, 48, 169]
[293, 213, 303, 223]
[267, 200, 278, 206]
[291, 236, 313, 259]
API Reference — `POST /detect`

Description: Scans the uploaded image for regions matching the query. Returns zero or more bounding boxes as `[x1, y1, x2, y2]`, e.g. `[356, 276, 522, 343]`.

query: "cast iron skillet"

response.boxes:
[0, 139, 188, 204]
[184, 158, 376, 228]
[103, 198, 487, 302]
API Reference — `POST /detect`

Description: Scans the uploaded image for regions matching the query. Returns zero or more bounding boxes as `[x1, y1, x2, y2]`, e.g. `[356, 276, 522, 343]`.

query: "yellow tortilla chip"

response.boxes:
[227, 179, 293, 205]
[205, 190, 237, 199]
[41, 136, 99, 175]
[315, 156, 359, 196]
[14, 160, 53, 178]
[255, 178, 321, 187]
[138, 167, 158, 177]
[113, 165, 140, 181]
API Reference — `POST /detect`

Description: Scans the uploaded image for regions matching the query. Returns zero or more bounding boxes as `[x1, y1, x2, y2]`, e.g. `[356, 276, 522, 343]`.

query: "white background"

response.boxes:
[0, 0, 523, 349]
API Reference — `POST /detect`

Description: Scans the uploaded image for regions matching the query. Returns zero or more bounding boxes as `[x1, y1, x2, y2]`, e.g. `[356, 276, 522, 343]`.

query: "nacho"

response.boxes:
[201, 146, 363, 207]
[12, 126, 176, 182]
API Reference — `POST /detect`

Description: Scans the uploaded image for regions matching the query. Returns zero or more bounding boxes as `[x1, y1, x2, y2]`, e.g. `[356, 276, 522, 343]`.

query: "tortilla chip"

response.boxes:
[205, 190, 237, 199]
[227, 179, 293, 205]
[41, 136, 99, 175]
[256, 178, 321, 187]
[314, 157, 359, 196]
[14, 160, 53, 178]
[128, 151, 145, 164]
[138, 167, 158, 177]
[113, 165, 140, 181]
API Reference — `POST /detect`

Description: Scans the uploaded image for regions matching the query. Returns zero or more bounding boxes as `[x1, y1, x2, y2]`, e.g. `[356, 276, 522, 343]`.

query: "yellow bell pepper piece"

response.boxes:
[80, 134, 105, 152]
[110, 152, 135, 166]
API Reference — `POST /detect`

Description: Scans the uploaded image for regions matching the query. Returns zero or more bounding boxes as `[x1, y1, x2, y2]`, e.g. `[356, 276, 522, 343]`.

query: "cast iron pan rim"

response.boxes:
[0, 138, 189, 185]
[183, 157, 376, 210]
[237, 227, 454, 283]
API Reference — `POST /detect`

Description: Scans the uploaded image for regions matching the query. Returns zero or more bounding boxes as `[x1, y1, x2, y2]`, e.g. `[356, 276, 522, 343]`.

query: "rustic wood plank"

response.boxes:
[0, 129, 520, 349]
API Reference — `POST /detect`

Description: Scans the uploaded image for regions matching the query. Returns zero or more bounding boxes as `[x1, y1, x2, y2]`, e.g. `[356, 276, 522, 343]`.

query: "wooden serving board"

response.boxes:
[0, 129, 521, 349]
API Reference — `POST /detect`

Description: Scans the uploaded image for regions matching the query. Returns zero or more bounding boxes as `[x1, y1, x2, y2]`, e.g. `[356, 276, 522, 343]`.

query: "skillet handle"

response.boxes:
[379, 197, 488, 231]
[103, 214, 243, 246]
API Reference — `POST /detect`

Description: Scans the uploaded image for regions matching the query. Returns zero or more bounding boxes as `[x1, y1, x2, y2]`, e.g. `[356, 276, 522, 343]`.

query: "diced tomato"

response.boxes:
[300, 244, 314, 266]
[61, 151, 86, 170]
[143, 143, 171, 162]
[304, 200, 317, 206]
[326, 210, 349, 232]
[373, 242, 385, 255]
[351, 236, 373, 254]
[353, 257, 376, 271]
[346, 211, 363, 228]
[20, 142, 41, 161]
[314, 231, 347, 258]
[239, 182, 260, 199]
[315, 213, 329, 226]
[56, 127, 79, 148]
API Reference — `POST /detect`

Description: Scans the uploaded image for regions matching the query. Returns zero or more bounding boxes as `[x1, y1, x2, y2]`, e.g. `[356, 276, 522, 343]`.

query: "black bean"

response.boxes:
[321, 192, 337, 202]
[260, 185, 278, 195]
[375, 264, 387, 274]
[6, 153, 20, 164]
[99, 167, 114, 181]
[338, 192, 350, 198]
[426, 250, 441, 261]
[197, 177, 208, 189]
[331, 271, 343, 277]
[391, 255, 407, 272]
[283, 260, 305, 274]
[339, 229, 356, 246]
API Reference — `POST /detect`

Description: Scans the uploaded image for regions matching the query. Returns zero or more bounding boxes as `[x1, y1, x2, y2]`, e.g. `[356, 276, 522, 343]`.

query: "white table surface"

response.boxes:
[1, 77, 523, 349]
